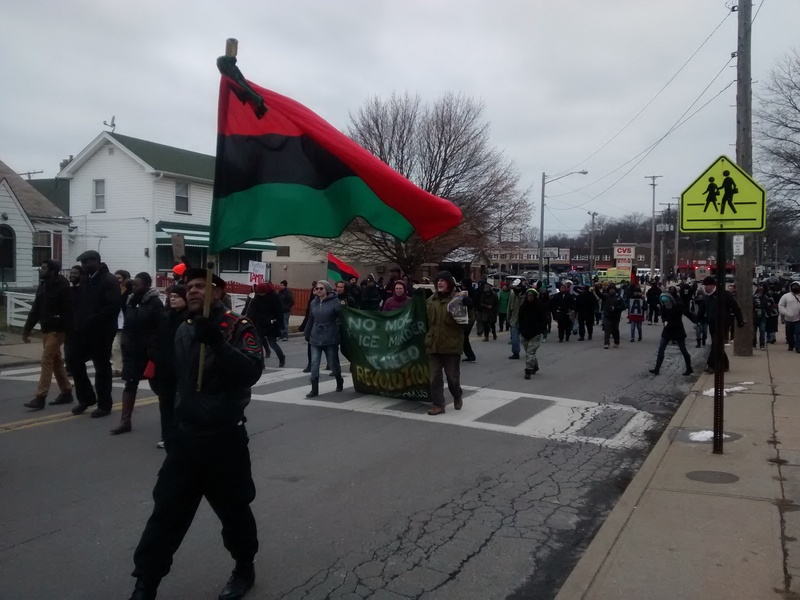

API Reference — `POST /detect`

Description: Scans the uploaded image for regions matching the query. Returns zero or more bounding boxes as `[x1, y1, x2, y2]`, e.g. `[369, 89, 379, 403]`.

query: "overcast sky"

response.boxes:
[2, 0, 798, 238]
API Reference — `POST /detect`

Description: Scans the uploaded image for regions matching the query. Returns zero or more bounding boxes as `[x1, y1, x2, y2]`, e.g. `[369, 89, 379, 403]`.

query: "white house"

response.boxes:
[0, 159, 71, 290]
[54, 131, 277, 284]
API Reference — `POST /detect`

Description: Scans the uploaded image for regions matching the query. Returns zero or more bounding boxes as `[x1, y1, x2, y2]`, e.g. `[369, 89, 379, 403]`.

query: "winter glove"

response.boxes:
[462, 296, 473, 307]
[192, 316, 225, 348]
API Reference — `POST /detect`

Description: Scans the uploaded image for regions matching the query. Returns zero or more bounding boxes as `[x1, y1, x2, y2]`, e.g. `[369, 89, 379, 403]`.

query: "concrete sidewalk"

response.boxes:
[558, 345, 800, 599]
[0, 332, 43, 368]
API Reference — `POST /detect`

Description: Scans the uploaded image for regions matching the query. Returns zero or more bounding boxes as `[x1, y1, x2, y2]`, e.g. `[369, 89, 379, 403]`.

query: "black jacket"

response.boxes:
[152, 307, 189, 385]
[278, 287, 295, 312]
[518, 298, 549, 340]
[601, 291, 626, 321]
[74, 268, 120, 337]
[360, 285, 383, 311]
[646, 285, 662, 306]
[173, 302, 263, 433]
[699, 290, 744, 332]
[575, 290, 598, 317]
[121, 288, 164, 381]
[246, 292, 283, 339]
[660, 300, 695, 340]
[24, 275, 73, 334]
[550, 291, 576, 318]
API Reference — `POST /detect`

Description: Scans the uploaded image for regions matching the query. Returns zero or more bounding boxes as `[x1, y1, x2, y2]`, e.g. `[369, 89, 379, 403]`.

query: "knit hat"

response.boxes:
[436, 271, 456, 290]
[166, 284, 187, 300]
[255, 282, 269, 295]
[317, 280, 333, 294]
[702, 276, 717, 286]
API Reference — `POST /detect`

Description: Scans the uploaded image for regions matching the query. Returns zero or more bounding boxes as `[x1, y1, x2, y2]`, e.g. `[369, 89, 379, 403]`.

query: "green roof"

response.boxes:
[29, 178, 70, 215]
[110, 132, 215, 181]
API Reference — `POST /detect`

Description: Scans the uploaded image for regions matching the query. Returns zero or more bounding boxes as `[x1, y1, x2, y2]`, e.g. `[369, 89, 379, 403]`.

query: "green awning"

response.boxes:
[155, 220, 276, 251]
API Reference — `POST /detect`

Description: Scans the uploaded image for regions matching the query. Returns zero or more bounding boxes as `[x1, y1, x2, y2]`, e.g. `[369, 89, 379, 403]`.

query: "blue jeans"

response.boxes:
[787, 321, 800, 352]
[655, 336, 692, 372]
[281, 312, 290, 338]
[755, 316, 767, 348]
[309, 344, 341, 380]
[629, 321, 642, 340]
[510, 326, 520, 356]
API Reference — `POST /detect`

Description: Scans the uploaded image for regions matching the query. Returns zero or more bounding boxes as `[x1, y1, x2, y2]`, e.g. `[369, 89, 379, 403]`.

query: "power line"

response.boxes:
[555, 7, 734, 177]
[554, 59, 735, 211]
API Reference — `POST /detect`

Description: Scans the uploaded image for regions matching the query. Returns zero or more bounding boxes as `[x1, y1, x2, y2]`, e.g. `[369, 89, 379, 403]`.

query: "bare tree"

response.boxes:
[302, 92, 532, 274]
[756, 48, 800, 221]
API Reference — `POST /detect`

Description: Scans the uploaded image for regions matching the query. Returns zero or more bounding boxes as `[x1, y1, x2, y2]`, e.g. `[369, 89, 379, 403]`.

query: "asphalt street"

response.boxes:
[0, 321, 706, 599]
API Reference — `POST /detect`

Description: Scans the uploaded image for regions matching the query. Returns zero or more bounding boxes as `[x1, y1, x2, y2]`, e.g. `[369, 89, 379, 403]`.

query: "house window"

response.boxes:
[276, 246, 290, 257]
[602, 254, 610, 261]
[0, 225, 15, 282]
[500, 254, 507, 260]
[93, 179, 105, 211]
[175, 181, 190, 213]
[156, 245, 206, 272]
[220, 249, 261, 273]
[32, 231, 52, 266]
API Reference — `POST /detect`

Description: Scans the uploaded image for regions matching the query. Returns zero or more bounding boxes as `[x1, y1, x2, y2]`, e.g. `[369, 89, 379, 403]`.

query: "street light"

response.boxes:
[539, 170, 588, 280]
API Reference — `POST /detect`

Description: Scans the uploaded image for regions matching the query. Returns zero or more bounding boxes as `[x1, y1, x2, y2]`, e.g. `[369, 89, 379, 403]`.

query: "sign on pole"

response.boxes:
[170, 234, 185, 263]
[248, 260, 267, 284]
[613, 244, 635, 260]
[542, 247, 559, 259]
[680, 155, 766, 233]
[732, 235, 745, 256]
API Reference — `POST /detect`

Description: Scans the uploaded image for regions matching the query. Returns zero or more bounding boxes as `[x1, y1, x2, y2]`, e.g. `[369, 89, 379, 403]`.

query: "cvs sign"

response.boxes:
[613, 244, 635, 260]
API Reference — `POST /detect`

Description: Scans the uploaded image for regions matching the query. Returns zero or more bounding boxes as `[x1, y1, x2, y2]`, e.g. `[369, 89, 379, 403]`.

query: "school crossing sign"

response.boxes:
[680, 155, 766, 232]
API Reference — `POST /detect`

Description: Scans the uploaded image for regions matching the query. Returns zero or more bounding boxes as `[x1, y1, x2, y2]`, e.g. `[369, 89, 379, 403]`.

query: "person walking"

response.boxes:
[778, 281, 800, 353]
[479, 282, 499, 341]
[150, 284, 189, 449]
[298, 281, 317, 373]
[336, 281, 357, 308]
[112, 270, 132, 377]
[497, 283, 510, 332]
[646, 280, 661, 325]
[128, 268, 263, 600]
[382, 279, 411, 311]
[304, 280, 344, 397]
[506, 279, 526, 360]
[601, 283, 625, 349]
[246, 283, 286, 368]
[699, 276, 744, 373]
[68, 250, 120, 418]
[111, 273, 163, 435]
[753, 283, 775, 350]
[359, 275, 383, 311]
[692, 286, 708, 348]
[277, 280, 294, 341]
[627, 287, 646, 342]
[649, 292, 695, 376]
[517, 288, 548, 379]
[425, 272, 467, 415]
[550, 283, 575, 342]
[22, 259, 74, 410]
[575, 285, 597, 341]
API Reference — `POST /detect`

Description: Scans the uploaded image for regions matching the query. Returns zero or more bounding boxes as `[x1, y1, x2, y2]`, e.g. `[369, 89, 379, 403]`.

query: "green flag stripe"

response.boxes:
[209, 176, 414, 254]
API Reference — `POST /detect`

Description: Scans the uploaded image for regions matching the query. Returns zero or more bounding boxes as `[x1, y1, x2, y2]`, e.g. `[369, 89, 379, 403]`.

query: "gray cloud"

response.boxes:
[1, 0, 797, 235]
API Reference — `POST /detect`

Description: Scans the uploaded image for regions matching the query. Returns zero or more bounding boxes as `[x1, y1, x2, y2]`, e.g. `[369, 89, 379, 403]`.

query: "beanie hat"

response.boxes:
[255, 282, 269, 294]
[166, 284, 187, 300]
[317, 280, 333, 294]
[702, 276, 717, 285]
[436, 271, 456, 290]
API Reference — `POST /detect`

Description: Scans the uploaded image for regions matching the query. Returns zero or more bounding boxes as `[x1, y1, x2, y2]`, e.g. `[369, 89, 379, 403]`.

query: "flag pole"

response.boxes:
[197, 37, 238, 392]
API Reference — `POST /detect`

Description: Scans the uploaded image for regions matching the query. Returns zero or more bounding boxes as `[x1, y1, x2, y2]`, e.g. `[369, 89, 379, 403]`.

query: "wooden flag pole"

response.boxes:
[197, 37, 238, 392]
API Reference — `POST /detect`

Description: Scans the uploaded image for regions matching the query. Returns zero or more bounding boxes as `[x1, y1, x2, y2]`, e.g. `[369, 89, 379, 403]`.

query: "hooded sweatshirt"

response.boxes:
[779, 287, 800, 322]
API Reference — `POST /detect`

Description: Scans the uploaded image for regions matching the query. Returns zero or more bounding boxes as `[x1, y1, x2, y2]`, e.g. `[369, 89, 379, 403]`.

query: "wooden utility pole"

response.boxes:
[734, 0, 753, 357]
[646, 175, 662, 281]
[588, 211, 598, 277]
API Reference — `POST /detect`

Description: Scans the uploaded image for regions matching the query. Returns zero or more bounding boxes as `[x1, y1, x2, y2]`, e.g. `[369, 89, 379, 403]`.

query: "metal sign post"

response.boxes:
[713, 232, 726, 454]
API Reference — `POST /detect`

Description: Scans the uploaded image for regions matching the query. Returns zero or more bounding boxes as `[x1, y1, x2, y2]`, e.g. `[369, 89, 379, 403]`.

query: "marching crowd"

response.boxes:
[15, 250, 800, 598]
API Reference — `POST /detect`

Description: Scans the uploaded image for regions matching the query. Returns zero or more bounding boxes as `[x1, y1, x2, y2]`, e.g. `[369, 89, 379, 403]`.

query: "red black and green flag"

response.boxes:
[209, 71, 463, 254]
[327, 253, 359, 283]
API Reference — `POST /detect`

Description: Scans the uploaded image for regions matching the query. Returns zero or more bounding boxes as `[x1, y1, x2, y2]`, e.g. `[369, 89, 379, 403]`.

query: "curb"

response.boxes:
[555, 371, 710, 600]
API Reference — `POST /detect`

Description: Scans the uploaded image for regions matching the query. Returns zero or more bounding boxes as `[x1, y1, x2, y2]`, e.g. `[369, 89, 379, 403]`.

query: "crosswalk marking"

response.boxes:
[3, 366, 655, 449]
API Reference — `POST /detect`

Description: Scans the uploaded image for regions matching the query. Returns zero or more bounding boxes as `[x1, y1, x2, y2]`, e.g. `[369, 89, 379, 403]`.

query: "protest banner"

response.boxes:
[339, 294, 432, 401]
[248, 260, 267, 284]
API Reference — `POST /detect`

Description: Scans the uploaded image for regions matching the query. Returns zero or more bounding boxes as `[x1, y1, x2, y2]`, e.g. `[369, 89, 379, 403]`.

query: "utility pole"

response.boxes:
[672, 197, 680, 277]
[659, 210, 666, 278]
[646, 175, 662, 281]
[733, 0, 753, 358]
[659, 201, 676, 280]
[588, 211, 598, 277]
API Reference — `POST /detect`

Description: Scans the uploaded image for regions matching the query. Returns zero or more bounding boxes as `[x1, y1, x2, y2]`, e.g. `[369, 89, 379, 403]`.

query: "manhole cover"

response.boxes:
[685, 470, 740, 484]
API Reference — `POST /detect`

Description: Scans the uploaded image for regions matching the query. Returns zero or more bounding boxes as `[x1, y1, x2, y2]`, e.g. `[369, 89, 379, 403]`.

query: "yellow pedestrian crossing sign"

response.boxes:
[680, 155, 766, 232]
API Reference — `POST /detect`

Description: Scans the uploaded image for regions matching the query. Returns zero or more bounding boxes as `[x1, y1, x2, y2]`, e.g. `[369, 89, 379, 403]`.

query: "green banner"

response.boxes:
[339, 294, 432, 401]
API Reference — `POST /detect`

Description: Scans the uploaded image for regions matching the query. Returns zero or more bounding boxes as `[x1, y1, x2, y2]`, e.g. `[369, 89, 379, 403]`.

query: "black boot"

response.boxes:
[219, 563, 255, 600]
[524, 368, 531, 380]
[335, 375, 344, 392]
[49, 390, 74, 405]
[302, 365, 311, 373]
[129, 578, 158, 600]
[306, 379, 319, 398]
[24, 395, 47, 410]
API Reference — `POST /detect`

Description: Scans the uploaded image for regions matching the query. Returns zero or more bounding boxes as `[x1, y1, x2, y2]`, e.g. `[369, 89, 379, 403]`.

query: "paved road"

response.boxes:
[0, 323, 705, 599]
